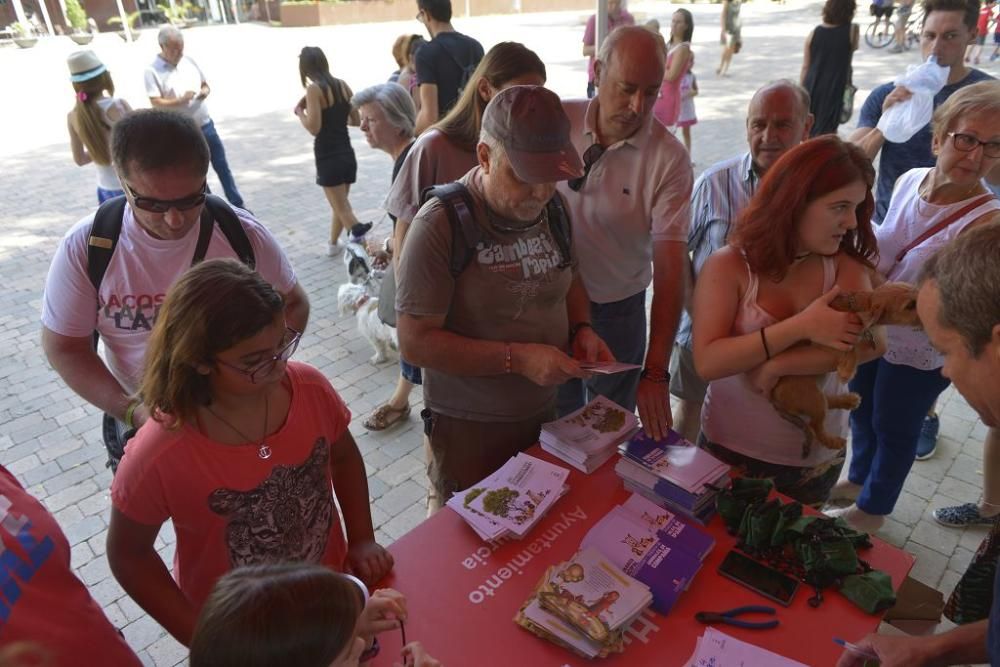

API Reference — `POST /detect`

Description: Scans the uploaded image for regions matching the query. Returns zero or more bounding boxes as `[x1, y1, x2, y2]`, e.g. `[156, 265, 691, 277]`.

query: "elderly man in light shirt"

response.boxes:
[556, 25, 693, 441]
[670, 80, 813, 442]
[145, 25, 245, 208]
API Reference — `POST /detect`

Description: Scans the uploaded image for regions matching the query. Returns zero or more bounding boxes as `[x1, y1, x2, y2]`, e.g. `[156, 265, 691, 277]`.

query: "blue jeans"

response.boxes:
[97, 186, 124, 204]
[557, 290, 646, 415]
[201, 119, 244, 208]
[848, 359, 950, 515]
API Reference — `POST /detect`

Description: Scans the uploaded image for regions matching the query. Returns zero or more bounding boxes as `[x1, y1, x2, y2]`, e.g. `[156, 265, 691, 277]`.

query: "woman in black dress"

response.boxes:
[295, 46, 363, 256]
[800, 0, 859, 137]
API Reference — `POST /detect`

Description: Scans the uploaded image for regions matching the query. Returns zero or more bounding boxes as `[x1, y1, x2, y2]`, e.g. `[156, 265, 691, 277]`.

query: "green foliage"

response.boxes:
[9, 21, 32, 35]
[482, 488, 520, 518]
[107, 10, 141, 28]
[65, 0, 88, 31]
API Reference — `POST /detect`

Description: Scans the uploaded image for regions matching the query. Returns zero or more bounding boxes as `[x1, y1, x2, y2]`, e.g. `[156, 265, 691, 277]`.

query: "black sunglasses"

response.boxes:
[125, 181, 208, 213]
[567, 143, 607, 192]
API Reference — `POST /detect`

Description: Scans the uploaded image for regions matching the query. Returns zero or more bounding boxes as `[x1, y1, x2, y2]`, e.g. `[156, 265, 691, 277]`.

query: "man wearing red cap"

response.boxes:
[395, 85, 613, 506]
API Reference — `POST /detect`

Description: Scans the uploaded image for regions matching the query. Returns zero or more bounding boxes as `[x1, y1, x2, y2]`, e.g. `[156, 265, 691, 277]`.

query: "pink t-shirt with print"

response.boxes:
[111, 362, 351, 610]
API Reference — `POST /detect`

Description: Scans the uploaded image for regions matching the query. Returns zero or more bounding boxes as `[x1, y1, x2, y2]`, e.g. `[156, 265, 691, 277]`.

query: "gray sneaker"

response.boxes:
[933, 503, 999, 527]
[888, 44, 904, 54]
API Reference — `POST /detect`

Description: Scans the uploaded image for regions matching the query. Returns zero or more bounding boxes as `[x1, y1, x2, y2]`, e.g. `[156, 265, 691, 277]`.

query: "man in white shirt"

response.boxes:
[145, 25, 245, 208]
[557, 26, 693, 441]
[41, 110, 309, 471]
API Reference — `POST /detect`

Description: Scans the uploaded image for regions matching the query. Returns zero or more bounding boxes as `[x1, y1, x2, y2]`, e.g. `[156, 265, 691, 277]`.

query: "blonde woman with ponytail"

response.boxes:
[66, 50, 133, 203]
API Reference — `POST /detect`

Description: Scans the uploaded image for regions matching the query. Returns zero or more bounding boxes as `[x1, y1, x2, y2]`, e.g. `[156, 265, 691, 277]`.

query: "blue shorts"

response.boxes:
[400, 357, 422, 385]
[98, 186, 124, 203]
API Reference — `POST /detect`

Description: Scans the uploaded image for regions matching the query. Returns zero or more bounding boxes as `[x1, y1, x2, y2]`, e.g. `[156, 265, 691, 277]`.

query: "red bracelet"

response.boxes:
[504, 342, 512, 374]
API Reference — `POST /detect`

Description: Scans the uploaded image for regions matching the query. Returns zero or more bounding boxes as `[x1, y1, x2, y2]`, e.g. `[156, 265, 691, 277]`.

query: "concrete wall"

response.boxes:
[280, 0, 594, 27]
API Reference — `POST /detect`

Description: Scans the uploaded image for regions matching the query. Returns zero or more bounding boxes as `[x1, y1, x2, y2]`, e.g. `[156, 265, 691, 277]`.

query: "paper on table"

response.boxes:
[687, 627, 808, 667]
[579, 361, 643, 375]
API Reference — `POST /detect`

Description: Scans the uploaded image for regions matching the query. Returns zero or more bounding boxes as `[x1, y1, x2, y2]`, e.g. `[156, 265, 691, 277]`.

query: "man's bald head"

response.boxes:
[745, 79, 814, 174]
[597, 25, 667, 71]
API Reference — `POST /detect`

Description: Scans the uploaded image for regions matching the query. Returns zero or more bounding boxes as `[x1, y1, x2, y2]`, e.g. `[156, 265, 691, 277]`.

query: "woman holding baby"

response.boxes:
[828, 81, 1000, 532]
[692, 135, 885, 508]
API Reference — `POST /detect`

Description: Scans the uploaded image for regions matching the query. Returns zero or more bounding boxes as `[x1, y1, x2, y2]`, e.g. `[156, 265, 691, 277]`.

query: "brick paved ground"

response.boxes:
[1, 2, 998, 664]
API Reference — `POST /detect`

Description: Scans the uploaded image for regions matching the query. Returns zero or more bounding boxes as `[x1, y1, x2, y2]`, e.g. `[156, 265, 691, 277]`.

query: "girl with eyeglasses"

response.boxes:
[829, 80, 1000, 534]
[190, 563, 441, 667]
[106, 258, 392, 648]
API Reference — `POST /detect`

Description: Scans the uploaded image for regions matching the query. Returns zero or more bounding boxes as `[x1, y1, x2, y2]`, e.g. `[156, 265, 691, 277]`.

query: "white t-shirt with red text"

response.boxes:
[41, 204, 296, 393]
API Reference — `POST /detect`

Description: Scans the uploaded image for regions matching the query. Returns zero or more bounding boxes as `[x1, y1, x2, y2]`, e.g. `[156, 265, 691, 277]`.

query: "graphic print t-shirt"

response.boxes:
[396, 167, 574, 421]
[41, 205, 296, 394]
[111, 362, 351, 610]
[0, 467, 141, 667]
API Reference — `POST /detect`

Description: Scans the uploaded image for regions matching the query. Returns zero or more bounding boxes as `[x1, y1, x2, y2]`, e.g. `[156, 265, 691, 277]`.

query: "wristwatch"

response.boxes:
[640, 367, 670, 383]
[568, 321, 593, 345]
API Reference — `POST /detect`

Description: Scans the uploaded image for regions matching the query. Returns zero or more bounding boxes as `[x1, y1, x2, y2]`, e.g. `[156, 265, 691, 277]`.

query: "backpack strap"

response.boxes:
[87, 195, 129, 291]
[193, 194, 256, 269]
[421, 183, 481, 278]
[545, 193, 573, 270]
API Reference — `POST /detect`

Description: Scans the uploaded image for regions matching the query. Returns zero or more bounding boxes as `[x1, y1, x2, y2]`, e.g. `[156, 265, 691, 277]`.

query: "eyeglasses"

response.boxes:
[216, 328, 301, 384]
[947, 132, 1000, 159]
[124, 181, 208, 213]
[567, 143, 607, 192]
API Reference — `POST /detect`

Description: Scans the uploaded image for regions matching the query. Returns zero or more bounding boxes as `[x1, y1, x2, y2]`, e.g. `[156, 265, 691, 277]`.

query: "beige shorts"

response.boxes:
[669, 343, 708, 404]
[422, 407, 555, 503]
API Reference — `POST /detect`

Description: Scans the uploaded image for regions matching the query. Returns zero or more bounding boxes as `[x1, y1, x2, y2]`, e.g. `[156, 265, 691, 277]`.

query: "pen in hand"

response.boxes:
[833, 637, 880, 663]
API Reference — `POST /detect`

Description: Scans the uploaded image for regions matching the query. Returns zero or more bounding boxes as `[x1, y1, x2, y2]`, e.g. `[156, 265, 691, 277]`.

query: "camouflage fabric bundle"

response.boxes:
[716, 480, 895, 614]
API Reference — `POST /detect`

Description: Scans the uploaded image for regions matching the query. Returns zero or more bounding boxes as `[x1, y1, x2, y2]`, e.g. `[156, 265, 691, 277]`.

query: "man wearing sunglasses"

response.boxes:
[556, 26, 694, 443]
[40, 110, 309, 471]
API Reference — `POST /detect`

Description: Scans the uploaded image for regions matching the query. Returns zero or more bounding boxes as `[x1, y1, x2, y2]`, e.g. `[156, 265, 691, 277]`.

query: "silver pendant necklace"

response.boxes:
[205, 394, 272, 459]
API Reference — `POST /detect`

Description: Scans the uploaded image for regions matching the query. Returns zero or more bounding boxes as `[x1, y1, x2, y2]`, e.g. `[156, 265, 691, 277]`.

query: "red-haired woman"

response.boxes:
[692, 135, 885, 507]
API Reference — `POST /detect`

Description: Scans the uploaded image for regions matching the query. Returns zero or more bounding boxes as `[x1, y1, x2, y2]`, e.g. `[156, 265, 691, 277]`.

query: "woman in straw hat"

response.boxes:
[66, 50, 133, 203]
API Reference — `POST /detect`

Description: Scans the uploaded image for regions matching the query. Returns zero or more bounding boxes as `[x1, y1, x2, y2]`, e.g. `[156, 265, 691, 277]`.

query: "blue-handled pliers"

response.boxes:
[694, 605, 779, 629]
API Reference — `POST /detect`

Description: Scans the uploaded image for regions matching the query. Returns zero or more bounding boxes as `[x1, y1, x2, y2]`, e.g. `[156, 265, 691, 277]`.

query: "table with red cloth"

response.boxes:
[373, 448, 914, 667]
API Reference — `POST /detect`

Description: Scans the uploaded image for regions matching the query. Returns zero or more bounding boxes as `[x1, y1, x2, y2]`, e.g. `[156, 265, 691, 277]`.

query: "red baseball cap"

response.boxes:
[481, 85, 584, 184]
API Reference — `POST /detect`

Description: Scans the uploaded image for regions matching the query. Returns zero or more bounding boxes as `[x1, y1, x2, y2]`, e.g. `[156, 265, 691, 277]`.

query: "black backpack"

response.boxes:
[419, 182, 573, 278]
[88, 194, 256, 473]
[86, 194, 256, 292]
[437, 38, 481, 101]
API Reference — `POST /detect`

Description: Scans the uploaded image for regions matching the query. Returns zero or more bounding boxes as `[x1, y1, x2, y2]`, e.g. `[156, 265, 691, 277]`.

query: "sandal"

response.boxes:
[363, 403, 411, 431]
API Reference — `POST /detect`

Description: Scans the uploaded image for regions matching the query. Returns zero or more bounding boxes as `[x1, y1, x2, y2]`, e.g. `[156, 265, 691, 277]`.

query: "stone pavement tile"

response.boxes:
[936, 476, 984, 505]
[367, 474, 390, 501]
[947, 546, 976, 575]
[948, 454, 987, 487]
[53, 504, 85, 528]
[908, 519, 961, 557]
[374, 479, 427, 520]
[902, 471, 939, 501]
[375, 452, 425, 487]
[938, 414, 977, 447]
[874, 517, 911, 549]
[147, 633, 187, 667]
[903, 542, 950, 589]
[958, 525, 991, 552]
[71, 539, 95, 567]
[937, 569, 963, 602]
[63, 514, 108, 547]
[370, 502, 391, 531]
[887, 490, 929, 527]
[380, 501, 429, 542]
[123, 615, 169, 654]
[18, 459, 61, 487]
[41, 479, 99, 513]
[90, 574, 128, 608]
[77, 552, 114, 586]
[42, 462, 98, 495]
[88, 528, 109, 557]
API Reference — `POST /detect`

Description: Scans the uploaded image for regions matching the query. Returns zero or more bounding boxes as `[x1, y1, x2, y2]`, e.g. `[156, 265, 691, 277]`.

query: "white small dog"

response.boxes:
[337, 283, 397, 365]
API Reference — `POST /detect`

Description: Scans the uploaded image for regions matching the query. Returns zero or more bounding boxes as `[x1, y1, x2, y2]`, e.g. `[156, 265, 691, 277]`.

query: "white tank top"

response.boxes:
[94, 97, 127, 191]
[875, 168, 1000, 370]
[702, 255, 848, 468]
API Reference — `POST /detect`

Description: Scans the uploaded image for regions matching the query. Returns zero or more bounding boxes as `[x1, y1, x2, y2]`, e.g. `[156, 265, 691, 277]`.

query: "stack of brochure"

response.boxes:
[581, 493, 714, 614]
[540, 396, 639, 473]
[446, 453, 570, 541]
[686, 627, 807, 667]
[616, 430, 730, 525]
[515, 546, 653, 659]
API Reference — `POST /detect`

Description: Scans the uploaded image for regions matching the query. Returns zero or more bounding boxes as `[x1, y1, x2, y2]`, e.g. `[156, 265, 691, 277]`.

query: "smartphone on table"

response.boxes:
[717, 549, 799, 607]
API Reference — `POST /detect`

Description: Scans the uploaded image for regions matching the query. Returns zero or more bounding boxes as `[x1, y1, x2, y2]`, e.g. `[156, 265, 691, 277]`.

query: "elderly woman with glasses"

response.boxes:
[827, 80, 1000, 533]
[105, 258, 392, 647]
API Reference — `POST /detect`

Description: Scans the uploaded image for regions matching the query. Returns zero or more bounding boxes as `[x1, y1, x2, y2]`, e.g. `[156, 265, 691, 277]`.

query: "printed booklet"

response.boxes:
[446, 453, 570, 541]
[580, 502, 706, 614]
[540, 395, 639, 473]
[515, 546, 652, 659]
